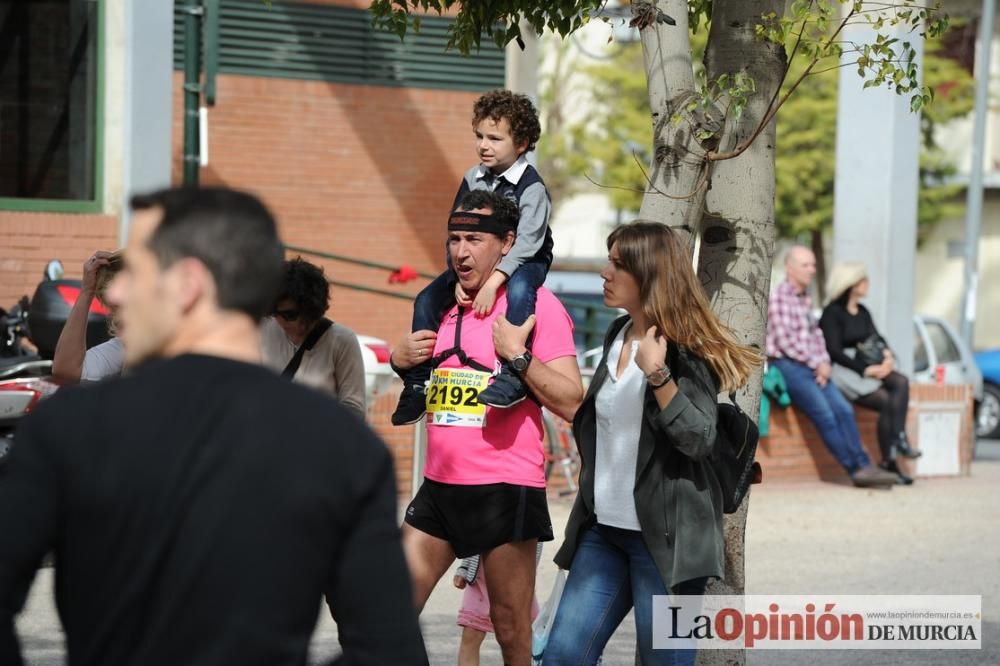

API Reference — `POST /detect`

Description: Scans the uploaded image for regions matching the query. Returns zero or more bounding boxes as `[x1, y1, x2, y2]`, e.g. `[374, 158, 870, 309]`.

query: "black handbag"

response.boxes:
[711, 396, 762, 514]
[855, 333, 888, 367]
[666, 341, 761, 514]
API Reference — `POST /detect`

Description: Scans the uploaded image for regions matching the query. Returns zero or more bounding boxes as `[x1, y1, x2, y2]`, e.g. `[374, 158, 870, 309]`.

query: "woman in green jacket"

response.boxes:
[542, 222, 760, 665]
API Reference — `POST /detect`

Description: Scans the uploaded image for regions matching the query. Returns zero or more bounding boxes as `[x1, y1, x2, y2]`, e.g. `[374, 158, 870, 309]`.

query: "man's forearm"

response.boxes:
[51, 290, 95, 382]
[518, 356, 583, 423]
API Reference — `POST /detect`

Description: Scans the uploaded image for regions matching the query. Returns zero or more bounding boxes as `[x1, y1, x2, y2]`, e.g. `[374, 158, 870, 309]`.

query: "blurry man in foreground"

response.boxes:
[0, 187, 426, 666]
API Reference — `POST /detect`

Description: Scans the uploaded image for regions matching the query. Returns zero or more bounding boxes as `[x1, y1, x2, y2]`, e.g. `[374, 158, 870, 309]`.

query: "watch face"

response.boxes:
[512, 352, 531, 372]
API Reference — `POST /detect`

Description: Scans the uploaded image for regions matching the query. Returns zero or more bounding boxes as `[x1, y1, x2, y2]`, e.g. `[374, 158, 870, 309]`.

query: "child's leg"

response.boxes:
[503, 261, 548, 327]
[458, 626, 487, 666]
[456, 567, 493, 666]
[412, 269, 454, 333]
[478, 261, 548, 408]
[392, 270, 454, 426]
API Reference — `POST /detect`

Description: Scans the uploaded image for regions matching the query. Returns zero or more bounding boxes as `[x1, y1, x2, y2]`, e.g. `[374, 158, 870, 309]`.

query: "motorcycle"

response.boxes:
[0, 260, 110, 465]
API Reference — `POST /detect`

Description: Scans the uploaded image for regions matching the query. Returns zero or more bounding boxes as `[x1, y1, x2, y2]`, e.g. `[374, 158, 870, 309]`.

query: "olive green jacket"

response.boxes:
[553, 316, 725, 588]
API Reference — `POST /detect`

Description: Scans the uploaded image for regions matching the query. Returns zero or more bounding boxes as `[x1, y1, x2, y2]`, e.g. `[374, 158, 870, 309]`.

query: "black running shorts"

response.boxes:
[404, 479, 553, 558]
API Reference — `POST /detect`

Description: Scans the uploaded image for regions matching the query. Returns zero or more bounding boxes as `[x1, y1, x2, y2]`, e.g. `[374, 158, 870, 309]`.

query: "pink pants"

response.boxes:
[456, 567, 540, 634]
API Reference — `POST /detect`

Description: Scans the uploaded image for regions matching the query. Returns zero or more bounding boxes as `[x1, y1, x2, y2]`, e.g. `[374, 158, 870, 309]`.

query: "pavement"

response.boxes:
[16, 439, 1000, 665]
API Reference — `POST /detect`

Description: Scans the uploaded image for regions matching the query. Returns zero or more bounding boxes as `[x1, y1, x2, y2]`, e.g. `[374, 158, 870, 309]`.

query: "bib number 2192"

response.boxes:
[426, 368, 491, 428]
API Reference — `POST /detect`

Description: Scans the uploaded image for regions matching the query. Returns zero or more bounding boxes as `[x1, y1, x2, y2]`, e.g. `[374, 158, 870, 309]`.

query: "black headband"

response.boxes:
[448, 211, 515, 235]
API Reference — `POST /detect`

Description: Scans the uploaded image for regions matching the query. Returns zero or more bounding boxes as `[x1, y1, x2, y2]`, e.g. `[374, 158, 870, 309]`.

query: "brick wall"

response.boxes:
[0, 212, 118, 308]
[758, 383, 975, 483]
[172, 73, 485, 345]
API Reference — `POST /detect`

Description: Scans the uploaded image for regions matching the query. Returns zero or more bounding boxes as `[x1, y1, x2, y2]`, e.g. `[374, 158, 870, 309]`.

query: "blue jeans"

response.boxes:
[412, 259, 549, 331]
[770, 358, 871, 474]
[543, 525, 707, 666]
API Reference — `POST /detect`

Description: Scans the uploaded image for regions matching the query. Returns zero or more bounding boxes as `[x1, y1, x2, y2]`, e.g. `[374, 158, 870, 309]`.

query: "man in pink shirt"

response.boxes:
[391, 190, 582, 666]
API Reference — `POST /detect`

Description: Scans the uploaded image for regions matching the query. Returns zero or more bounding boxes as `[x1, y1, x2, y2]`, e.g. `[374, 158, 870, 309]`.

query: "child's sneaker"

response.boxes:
[478, 367, 527, 408]
[391, 383, 428, 425]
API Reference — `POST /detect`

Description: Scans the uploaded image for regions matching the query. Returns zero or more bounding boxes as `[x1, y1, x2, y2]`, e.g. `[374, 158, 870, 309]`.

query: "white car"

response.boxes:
[357, 335, 395, 406]
[912, 314, 983, 402]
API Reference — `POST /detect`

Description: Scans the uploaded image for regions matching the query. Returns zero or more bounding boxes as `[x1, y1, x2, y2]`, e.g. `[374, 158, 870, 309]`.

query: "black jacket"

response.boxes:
[554, 316, 725, 588]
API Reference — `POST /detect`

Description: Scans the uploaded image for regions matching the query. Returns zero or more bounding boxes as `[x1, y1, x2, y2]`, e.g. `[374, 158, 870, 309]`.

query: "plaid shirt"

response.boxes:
[766, 280, 830, 369]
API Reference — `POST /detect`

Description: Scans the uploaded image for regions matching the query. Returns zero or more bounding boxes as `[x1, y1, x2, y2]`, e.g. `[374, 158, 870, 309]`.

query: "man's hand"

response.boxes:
[815, 361, 831, 387]
[635, 326, 668, 377]
[472, 283, 498, 316]
[492, 315, 535, 361]
[390, 330, 438, 370]
[82, 251, 114, 295]
[455, 282, 472, 307]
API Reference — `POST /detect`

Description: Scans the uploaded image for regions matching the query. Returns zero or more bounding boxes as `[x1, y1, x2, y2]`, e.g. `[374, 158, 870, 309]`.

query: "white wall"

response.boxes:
[915, 194, 1000, 349]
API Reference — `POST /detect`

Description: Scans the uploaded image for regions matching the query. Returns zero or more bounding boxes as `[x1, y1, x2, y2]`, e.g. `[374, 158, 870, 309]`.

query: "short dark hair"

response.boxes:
[130, 187, 284, 322]
[455, 190, 519, 238]
[472, 90, 541, 153]
[277, 257, 330, 324]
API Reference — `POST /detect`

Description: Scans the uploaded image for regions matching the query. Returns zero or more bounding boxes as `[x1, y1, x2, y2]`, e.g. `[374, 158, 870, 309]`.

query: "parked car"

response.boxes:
[973, 348, 1000, 439]
[912, 314, 984, 402]
[357, 334, 394, 407]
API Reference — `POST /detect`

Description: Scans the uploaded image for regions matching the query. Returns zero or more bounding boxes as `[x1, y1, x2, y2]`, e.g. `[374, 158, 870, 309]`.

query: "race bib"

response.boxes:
[426, 368, 491, 427]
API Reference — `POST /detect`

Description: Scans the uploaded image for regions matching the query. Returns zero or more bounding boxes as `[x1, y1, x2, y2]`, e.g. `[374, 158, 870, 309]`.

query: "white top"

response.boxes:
[594, 323, 645, 531]
[81, 337, 126, 382]
[259, 317, 366, 418]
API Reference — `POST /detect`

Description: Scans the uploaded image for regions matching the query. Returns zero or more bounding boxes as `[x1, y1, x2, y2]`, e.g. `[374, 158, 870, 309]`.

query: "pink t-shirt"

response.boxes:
[424, 287, 577, 488]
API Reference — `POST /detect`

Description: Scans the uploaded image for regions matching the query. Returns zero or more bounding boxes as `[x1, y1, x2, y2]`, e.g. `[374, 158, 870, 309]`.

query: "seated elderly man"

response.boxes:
[766, 246, 896, 488]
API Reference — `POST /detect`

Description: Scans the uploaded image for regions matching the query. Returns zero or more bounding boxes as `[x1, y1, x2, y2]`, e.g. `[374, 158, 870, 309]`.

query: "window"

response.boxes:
[913, 325, 929, 372]
[925, 322, 962, 364]
[0, 0, 103, 211]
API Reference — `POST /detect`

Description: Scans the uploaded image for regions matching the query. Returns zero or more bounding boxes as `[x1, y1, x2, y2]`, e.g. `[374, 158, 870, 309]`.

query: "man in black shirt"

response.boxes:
[0, 187, 426, 665]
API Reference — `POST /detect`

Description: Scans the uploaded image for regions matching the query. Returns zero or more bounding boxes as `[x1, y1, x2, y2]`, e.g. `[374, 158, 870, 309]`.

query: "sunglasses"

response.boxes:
[273, 308, 301, 322]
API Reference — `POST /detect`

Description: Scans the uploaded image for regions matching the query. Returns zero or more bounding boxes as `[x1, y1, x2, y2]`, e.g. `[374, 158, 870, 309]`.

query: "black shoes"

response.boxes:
[477, 368, 527, 408]
[879, 459, 914, 485]
[895, 432, 922, 459]
[391, 383, 427, 425]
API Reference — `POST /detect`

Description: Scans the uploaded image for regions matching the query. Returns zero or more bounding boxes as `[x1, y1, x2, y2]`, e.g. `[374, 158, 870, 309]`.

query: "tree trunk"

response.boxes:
[695, 1, 787, 664]
[637, 0, 709, 229]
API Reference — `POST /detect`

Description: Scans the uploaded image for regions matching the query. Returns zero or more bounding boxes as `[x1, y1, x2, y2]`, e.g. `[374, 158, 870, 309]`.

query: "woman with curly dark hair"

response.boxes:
[260, 257, 366, 417]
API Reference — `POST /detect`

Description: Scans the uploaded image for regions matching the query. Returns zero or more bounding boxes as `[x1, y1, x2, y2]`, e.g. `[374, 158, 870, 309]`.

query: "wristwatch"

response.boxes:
[646, 365, 672, 388]
[510, 349, 533, 375]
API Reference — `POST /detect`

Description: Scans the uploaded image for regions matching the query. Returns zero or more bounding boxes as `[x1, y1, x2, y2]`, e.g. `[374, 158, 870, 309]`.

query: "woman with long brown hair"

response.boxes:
[539, 221, 760, 665]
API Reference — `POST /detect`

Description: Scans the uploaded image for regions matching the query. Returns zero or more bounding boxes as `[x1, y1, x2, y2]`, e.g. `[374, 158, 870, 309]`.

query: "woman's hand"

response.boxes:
[492, 314, 535, 361]
[635, 326, 668, 376]
[864, 361, 892, 380]
[390, 330, 438, 370]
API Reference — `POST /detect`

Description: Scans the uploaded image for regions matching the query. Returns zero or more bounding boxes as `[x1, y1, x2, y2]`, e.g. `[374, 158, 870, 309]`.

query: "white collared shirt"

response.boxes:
[475, 155, 529, 187]
[594, 322, 644, 530]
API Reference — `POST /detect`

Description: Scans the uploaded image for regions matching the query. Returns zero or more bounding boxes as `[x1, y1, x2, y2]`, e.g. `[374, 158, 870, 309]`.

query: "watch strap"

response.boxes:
[646, 365, 672, 388]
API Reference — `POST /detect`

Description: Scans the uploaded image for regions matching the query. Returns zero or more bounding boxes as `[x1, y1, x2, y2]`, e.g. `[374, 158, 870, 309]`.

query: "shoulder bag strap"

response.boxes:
[282, 317, 333, 379]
